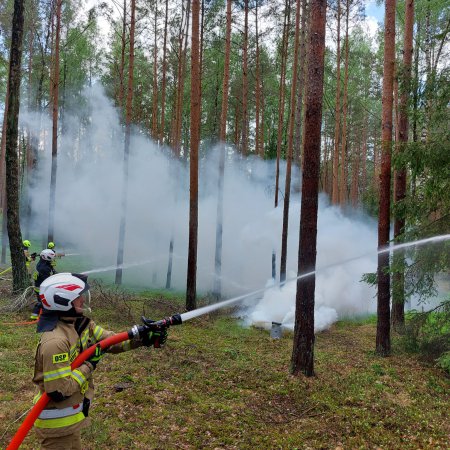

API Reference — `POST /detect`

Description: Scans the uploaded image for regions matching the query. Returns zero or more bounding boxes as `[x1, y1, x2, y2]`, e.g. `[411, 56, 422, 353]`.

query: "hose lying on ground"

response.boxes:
[0, 286, 34, 313]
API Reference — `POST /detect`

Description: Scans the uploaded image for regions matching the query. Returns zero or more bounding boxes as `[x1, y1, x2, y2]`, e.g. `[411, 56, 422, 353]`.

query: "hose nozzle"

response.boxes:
[142, 313, 183, 330]
[128, 314, 183, 340]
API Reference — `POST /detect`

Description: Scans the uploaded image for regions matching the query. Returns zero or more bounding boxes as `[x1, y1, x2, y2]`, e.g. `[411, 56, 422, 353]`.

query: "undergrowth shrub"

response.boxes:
[402, 298, 450, 373]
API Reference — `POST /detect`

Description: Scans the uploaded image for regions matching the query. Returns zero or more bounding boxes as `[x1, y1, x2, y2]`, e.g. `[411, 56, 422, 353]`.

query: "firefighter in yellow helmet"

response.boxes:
[47, 242, 64, 269]
[33, 273, 168, 449]
[22, 240, 36, 272]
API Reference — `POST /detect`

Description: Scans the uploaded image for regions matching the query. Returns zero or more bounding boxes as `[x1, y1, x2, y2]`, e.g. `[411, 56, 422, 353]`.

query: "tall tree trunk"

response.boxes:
[171, 34, 183, 148]
[199, 0, 205, 107]
[24, 11, 36, 206]
[219, 0, 231, 141]
[255, 1, 261, 158]
[392, 0, 414, 332]
[1, 79, 9, 263]
[280, 0, 301, 284]
[339, 0, 349, 205]
[275, 0, 290, 208]
[36, 6, 53, 113]
[361, 112, 368, 193]
[213, 0, 232, 299]
[234, 98, 240, 145]
[260, 74, 265, 158]
[0, 78, 10, 213]
[1, 187, 7, 264]
[241, 0, 249, 156]
[118, 0, 127, 111]
[294, 0, 309, 165]
[186, 0, 200, 311]
[47, 0, 62, 243]
[159, 0, 168, 142]
[322, 114, 328, 192]
[376, 0, 396, 356]
[350, 132, 360, 207]
[331, 0, 341, 204]
[173, 0, 191, 155]
[151, 1, 159, 139]
[115, 0, 135, 284]
[291, 0, 327, 377]
[6, 0, 29, 291]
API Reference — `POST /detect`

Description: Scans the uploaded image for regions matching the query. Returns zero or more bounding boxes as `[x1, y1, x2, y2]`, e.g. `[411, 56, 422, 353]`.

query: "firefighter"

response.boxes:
[33, 273, 166, 449]
[23, 240, 36, 271]
[47, 242, 64, 269]
[47, 242, 64, 268]
[30, 249, 57, 320]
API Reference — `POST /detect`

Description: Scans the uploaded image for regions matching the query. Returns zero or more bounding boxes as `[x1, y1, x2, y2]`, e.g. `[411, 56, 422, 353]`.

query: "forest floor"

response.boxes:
[0, 282, 448, 449]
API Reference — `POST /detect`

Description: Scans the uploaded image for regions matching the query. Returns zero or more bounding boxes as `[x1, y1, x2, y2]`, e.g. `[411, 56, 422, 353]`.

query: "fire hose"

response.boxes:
[6, 314, 182, 450]
[0, 266, 12, 276]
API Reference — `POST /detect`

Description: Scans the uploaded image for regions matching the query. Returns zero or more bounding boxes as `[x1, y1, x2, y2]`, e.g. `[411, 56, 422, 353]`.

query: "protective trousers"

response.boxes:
[38, 430, 81, 449]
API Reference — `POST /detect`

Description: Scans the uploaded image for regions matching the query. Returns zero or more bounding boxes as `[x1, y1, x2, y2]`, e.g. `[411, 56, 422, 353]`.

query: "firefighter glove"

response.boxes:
[142, 328, 168, 348]
[86, 344, 104, 370]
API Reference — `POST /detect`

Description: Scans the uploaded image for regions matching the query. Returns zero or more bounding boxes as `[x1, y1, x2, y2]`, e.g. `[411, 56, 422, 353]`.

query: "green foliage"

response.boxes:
[402, 299, 450, 372]
[436, 351, 450, 373]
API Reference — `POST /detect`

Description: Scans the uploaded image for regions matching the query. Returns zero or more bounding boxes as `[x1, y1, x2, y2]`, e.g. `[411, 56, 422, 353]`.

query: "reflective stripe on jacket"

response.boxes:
[35, 403, 84, 429]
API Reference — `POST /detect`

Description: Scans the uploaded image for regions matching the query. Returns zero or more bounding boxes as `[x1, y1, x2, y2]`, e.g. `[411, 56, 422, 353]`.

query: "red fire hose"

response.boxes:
[6, 331, 131, 450]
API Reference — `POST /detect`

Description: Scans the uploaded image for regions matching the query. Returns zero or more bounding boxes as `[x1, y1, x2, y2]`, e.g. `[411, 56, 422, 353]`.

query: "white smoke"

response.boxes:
[18, 84, 380, 331]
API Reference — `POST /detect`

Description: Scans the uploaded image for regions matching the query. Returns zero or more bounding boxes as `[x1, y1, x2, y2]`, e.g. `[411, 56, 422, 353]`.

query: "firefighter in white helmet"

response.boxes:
[30, 249, 57, 320]
[33, 273, 167, 449]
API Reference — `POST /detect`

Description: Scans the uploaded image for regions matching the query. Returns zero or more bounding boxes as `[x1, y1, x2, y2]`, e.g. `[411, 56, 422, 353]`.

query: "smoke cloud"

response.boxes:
[18, 84, 381, 331]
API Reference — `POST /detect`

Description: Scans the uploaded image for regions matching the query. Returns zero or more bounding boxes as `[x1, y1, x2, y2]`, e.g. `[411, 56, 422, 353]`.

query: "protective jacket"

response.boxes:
[33, 316, 142, 437]
[34, 259, 57, 293]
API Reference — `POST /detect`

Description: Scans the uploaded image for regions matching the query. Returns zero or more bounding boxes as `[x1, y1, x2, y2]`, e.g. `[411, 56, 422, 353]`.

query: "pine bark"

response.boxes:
[47, 0, 62, 243]
[219, 0, 232, 141]
[331, 0, 341, 204]
[213, 0, 232, 299]
[350, 131, 360, 207]
[291, 0, 327, 377]
[361, 112, 368, 193]
[241, 0, 249, 155]
[1, 78, 10, 264]
[392, 0, 414, 332]
[0, 78, 10, 212]
[173, 0, 191, 155]
[275, 0, 291, 208]
[5, 0, 29, 291]
[339, 0, 349, 205]
[280, 0, 301, 284]
[159, 0, 168, 142]
[115, 0, 136, 284]
[186, 0, 200, 311]
[376, 0, 396, 356]
[293, 0, 309, 165]
[151, 2, 159, 139]
[118, 0, 127, 110]
[255, 1, 262, 158]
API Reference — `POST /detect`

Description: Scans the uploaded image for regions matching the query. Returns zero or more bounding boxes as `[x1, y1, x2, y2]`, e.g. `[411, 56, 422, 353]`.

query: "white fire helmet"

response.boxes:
[39, 273, 91, 313]
[40, 249, 56, 261]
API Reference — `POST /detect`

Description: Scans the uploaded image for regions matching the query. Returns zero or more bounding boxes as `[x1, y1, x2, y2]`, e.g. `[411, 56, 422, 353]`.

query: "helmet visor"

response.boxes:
[73, 291, 91, 315]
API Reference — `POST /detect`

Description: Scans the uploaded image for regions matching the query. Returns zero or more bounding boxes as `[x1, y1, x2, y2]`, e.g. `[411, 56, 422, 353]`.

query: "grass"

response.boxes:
[0, 285, 449, 449]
